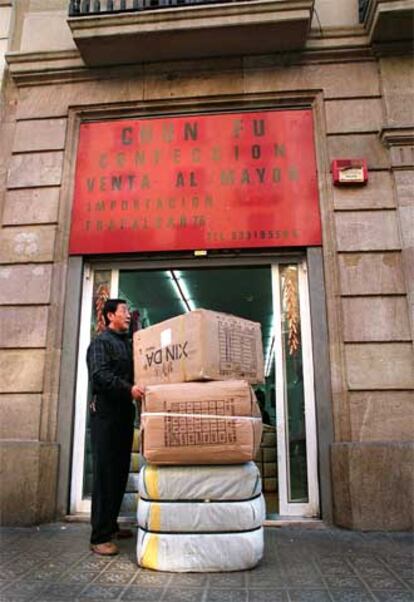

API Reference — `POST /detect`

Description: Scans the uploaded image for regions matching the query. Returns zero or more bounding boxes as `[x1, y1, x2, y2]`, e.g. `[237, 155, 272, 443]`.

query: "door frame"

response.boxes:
[272, 262, 319, 517]
[68, 251, 325, 519]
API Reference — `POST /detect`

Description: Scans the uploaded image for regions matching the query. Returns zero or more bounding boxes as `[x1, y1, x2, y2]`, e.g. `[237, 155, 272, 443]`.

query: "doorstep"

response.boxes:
[66, 513, 325, 528]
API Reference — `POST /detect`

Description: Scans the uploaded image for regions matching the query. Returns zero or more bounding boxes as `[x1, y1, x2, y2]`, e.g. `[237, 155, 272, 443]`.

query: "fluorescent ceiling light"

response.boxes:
[169, 270, 196, 313]
[264, 314, 276, 377]
[264, 335, 275, 378]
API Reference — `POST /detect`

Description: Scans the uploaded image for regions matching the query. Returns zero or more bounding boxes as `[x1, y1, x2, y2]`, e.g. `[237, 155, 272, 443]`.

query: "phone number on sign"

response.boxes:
[207, 229, 300, 242]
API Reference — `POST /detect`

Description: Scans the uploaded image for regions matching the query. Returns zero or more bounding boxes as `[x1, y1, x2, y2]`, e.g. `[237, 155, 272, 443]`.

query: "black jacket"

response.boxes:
[86, 328, 134, 417]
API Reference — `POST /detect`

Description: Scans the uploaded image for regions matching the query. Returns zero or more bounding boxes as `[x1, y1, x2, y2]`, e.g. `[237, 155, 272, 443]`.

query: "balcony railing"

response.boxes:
[359, 0, 369, 22]
[68, 0, 239, 15]
[358, 0, 414, 44]
[68, 0, 316, 66]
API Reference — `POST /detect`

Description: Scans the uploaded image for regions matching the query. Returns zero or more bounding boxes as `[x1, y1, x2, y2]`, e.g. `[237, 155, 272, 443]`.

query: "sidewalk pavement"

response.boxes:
[0, 522, 412, 602]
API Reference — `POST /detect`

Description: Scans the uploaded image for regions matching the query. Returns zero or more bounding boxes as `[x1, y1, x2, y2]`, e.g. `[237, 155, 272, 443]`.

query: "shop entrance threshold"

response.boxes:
[65, 514, 324, 528]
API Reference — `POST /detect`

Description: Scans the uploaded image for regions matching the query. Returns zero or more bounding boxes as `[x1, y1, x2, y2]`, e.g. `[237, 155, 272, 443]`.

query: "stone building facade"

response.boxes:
[0, 0, 413, 530]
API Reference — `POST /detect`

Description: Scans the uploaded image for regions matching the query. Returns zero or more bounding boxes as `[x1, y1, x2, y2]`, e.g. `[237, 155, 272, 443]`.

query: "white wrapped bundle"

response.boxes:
[129, 453, 145, 472]
[138, 495, 265, 532]
[137, 527, 264, 572]
[139, 462, 261, 501]
[120, 492, 138, 513]
[126, 472, 140, 492]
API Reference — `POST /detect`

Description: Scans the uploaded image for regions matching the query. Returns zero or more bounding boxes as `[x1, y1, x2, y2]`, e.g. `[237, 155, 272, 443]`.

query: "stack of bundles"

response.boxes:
[133, 309, 266, 572]
[256, 424, 277, 494]
[138, 463, 264, 572]
[120, 428, 144, 514]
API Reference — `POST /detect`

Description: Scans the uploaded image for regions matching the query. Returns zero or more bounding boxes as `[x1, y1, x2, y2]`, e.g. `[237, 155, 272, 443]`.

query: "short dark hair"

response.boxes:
[102, 298, 127, 326]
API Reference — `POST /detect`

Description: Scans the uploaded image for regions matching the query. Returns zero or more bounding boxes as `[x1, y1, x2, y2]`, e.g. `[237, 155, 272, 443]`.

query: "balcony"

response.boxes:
[359, 0, 414, 44]
[67, 0, 315, 66]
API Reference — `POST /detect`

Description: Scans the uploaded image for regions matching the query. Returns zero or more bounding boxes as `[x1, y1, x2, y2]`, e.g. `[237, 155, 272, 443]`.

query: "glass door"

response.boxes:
[70, 259, 319, 519]
[272, 263, 319, 517]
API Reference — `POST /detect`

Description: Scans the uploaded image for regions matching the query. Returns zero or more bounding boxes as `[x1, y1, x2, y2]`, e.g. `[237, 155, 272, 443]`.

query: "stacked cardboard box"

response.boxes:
[133, 309, 266, 572]
[256, 424, 277, 493]
[133, 309, 264, 386]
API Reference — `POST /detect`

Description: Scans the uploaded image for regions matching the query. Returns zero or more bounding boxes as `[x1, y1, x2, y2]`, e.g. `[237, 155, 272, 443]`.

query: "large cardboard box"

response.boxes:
[143, 380, 261, 418]
[141, 381, 262, 464]
[141, 413, 262, 465]
[133, 309, 264, 386]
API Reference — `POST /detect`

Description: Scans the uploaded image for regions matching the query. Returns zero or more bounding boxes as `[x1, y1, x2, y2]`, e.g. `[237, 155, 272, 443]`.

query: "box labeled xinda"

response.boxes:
[133, 309, 264, 386]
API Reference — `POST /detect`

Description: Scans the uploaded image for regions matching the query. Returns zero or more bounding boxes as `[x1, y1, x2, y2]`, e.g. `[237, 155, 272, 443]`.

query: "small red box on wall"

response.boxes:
[332, 159, 368, 185]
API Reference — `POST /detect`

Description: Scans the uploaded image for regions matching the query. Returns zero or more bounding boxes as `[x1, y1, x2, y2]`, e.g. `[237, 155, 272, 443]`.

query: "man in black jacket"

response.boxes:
[86, 298, 143, 556]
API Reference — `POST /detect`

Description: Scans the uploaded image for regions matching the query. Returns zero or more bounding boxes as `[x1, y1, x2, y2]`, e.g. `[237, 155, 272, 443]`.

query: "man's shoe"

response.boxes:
[90, 542, 119, 556]
[114, 528, 134, 540]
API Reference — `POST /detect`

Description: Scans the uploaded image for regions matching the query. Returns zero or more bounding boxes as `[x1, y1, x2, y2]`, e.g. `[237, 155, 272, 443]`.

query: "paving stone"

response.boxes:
[205, 589, 248, 602]
[1, 565, 35, 580]
[286, 575, 326, 587]
[60, 572, 101, 585]
[80, 557, 114, 572]
[248, 589, 288, 601]
[0, 524, 413, 602]
[207, 573, 246, 588]
[286, 590, 332, 601]
[324, 575, 365, 588]
[131, 572, 172, 587]
[120, 587, 165, 601]
[247, 576, 286, 589]
[162, 587, 208, 602]
[1, 597, 49, 602]
[35, 582, 85, 599]
[80, 584, 125, 599]
[0, 580, 48, 598]
[94, 571, 136, 586]
[24, 567, 67, 581]
[372, 592, 414, 602]
[169, 574, 209, 588]
[329, 590, 373, 602]
[364, 575, 406, 589]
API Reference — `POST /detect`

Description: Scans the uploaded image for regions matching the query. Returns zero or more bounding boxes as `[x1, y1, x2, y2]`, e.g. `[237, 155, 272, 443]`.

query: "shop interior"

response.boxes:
[83, 264, 309, 518]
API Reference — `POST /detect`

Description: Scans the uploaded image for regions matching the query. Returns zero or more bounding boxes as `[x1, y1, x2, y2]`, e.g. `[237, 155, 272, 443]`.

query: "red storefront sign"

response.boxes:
[69, 110, 321, 254]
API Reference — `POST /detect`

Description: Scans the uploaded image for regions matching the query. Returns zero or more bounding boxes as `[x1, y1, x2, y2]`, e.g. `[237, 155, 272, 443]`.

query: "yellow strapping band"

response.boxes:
[132, 429, 140, 452]
[130, 454, 139, 472]
[144, 464, 159, 500]
[149, 502, 161, 531]
[141, 533, 159, 570]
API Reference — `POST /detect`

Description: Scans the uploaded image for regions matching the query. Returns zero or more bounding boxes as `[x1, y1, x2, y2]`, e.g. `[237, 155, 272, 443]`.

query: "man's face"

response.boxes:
[108, 303, 130, 332]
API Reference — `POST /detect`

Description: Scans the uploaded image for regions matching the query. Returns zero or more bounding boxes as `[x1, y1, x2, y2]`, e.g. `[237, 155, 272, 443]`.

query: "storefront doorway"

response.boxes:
[70, 257, 319, 521]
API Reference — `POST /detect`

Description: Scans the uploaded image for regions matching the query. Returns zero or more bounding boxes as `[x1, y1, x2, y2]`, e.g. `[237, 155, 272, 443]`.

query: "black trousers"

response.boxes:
[90, 406, 135, 545]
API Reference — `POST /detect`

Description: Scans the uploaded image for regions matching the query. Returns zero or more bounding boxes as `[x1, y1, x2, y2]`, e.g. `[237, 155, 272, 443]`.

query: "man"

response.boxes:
[86, 298, 143, 556]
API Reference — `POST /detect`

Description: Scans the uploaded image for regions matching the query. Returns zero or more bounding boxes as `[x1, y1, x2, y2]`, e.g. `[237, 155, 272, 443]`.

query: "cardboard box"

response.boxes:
[133, 309, 264, 386]
[141, 413, 263, 465]
[143, 380, 261, 418]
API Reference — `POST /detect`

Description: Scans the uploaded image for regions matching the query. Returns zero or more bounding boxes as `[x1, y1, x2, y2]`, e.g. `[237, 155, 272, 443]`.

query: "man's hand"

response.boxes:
[131, 384, 144, 401]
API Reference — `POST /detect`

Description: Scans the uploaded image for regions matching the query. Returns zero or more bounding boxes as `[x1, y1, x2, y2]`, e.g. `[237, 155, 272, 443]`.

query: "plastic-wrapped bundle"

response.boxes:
[126, 472, 140, 493]
[129, 452, 145, 472]
[120, 492, 138, 513]
[137, 527, 264, 572]
[138, 494, 265, 532]
[132, 428, 140, 453]
[139, 462, 261, 501]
